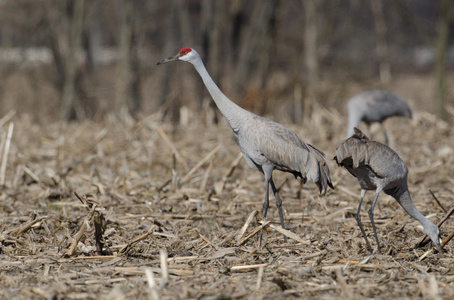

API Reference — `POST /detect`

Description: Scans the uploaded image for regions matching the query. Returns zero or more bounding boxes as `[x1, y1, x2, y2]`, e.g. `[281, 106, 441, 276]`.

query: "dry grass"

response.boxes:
[0, 107, 454, 300]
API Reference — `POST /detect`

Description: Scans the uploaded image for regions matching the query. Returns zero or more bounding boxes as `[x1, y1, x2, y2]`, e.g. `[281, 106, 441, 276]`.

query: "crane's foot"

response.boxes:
[376, 245, 382, 254]
[282, 234, 288, 243]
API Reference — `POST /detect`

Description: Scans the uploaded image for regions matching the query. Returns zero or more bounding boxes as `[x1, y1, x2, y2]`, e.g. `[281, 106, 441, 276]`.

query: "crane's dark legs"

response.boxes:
[262, 179, 270, 219]
[368, 191, 382, 253]
[380, 123, 389, 145]
[270, 178, 287, 243]
[355, 189, 373, 253]
[259, 178, 271, 246]
[259, 173, 287, 246]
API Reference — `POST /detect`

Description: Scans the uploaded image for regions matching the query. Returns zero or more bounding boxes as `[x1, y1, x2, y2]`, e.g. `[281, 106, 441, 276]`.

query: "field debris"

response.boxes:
[0, 110, 453, 299]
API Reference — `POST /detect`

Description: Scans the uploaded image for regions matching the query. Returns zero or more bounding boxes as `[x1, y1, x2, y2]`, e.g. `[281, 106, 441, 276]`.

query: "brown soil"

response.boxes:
[0, 108, 453, 300]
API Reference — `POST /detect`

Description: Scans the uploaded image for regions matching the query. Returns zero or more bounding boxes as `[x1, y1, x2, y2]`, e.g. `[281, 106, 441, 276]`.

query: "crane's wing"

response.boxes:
[334, 127, 406, 179]
[254, 118, 333, 195]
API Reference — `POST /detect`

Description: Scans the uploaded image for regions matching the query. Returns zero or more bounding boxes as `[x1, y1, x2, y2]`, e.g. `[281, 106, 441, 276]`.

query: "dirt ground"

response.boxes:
[0, 106, 453, 300]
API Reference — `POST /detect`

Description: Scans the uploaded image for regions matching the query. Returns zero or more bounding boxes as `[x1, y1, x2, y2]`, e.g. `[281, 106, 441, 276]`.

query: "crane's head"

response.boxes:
[425, 221, 443, 253]
[156, 47, 197, 65]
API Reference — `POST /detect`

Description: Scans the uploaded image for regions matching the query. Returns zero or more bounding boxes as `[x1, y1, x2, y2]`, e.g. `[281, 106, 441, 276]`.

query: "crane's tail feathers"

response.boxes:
[307, 145, 334, 195]
[318, 162, 334, 195]
[316, 160, 334, 195]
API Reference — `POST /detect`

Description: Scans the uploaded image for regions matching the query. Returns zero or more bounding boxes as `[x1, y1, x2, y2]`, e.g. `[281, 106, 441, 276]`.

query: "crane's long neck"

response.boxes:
[191, 58, 250, 131]
[389, 183, 441, 251]
[346, 113, 360, 139]
[390, 185, 433, 230]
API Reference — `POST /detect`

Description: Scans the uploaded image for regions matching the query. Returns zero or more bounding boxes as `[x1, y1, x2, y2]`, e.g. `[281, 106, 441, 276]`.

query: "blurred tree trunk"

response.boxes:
[292, 83, 303, 124]
[202, 0, 227, 124]
[233, 0, 279, 96]
[303, 0, 320, 119]
[83, 0, 98, 73]
[370, 0, 391, 84]
[60, 0, 85, 121]
[159, 0, 193, 124]
[114, 0, 131, 112]
[230, 0, 244, 60]
[159, 0, 178, 123]
[115, 0, 141, 117]
[176, 0, 193, 43]
[48, 29, 66, 94]
[129, 29, 141, 117]
[80, 0, 100, 118]
[435, 0, 454, 121]
[159, 2, 176, 108]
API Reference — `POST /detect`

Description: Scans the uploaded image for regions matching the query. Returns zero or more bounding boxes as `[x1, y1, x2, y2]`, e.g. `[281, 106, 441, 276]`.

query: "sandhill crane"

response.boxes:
[346, 90, 412, 144]
[334, 127, 442, 253]
[158, 48, 333, 244]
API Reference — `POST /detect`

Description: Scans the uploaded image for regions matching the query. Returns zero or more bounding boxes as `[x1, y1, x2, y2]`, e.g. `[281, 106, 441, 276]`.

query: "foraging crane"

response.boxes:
[158, 48, 333, 244]
[346, 90, 412, 145]
[334, 127, 442, 253]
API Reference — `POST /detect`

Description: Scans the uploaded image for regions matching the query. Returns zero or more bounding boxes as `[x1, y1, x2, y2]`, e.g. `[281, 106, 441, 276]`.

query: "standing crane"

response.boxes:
[346, 89, 412, 145]
[334, 127, 442, 253]
[158, 48, 333, 244]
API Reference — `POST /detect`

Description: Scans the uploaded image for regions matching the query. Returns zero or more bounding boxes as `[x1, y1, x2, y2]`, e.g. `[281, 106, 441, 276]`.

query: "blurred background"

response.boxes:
[0, 0, 452, 125]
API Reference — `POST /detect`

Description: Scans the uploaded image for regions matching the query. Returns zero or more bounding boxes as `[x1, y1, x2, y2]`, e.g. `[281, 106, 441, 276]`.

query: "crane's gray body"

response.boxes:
[335, 128, 407, 193]
[346, 90, 412, 143]
[334, 128, 441, 253]
[184, 50, 331, 192]
[233, 114, 331, 193]
[158, 48, 333, 243]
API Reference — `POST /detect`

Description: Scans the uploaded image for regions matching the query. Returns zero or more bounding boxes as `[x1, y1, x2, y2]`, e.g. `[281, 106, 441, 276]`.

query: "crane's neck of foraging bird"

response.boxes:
[392, 188, 442, 251]
[191, 57, 251, 131]
[392, 189, 426, 225]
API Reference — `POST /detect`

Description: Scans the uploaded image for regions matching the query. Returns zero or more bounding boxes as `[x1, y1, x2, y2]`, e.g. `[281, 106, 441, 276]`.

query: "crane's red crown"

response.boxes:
[179, 47, 192, 56]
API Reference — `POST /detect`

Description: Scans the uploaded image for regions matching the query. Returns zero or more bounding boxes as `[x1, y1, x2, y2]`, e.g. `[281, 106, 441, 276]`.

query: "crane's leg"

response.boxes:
[259, 178, 271, 246]
[368, 190, 382, 253]
[355, 189, 373, 253]
[262, 178, 271, 219]
[270, 178, 288, 243]
[380, 123, 389, 145]
[367, 124, 374, 140]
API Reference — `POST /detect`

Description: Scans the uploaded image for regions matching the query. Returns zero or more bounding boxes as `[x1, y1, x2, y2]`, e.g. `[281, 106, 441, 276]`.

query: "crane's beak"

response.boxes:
[156, 54, 180, 65]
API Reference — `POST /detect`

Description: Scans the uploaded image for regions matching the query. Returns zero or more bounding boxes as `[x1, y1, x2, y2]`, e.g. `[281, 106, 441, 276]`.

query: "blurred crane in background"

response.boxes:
[334, 127, 442, 254]
[158, 48, 334, 245]
[346, 90, 412, 144]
